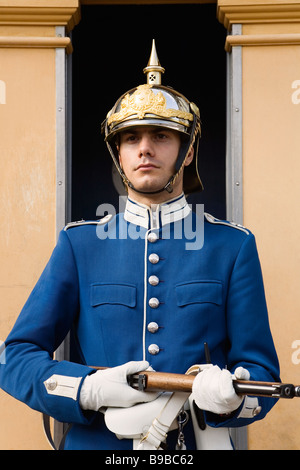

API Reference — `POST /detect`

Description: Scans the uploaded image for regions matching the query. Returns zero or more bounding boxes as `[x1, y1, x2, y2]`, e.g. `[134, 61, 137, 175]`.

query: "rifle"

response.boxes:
[90, 366, 300, 399]
[129, 369, 300, 399]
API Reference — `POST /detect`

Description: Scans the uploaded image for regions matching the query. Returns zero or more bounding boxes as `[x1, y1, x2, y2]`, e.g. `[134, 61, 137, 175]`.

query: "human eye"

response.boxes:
[122, 132, 138, 143]
[155, 132, 169, 141]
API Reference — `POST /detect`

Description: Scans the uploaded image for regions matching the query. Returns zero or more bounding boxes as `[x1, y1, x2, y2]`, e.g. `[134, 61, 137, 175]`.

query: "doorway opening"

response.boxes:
[71, 3, 227, 221]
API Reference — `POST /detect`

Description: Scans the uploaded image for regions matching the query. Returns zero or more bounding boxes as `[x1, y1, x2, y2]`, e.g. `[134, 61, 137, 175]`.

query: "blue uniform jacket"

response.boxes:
[0, 194, 280, 449]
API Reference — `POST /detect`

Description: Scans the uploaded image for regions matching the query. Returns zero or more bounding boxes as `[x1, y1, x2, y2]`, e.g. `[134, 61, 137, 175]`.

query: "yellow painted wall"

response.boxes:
[242, 38, 300, 450]
[0, 0, 79, 449]
[0, 45, 56, 449]
[217, 0, 300, 449]
[0, 0, 80, 449]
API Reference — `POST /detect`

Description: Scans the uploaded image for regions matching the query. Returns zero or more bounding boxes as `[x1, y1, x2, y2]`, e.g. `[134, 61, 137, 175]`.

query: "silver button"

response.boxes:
[148, 344, 160, 355]
[252, 406, 262, 417]
[148, 232, 158, 243]
[149, 253, 159, 264]
[149, 297, 160, 308]
[148, 322, 159, 333]
[45, 378, 57, 391]
[148, 275, 159, 286]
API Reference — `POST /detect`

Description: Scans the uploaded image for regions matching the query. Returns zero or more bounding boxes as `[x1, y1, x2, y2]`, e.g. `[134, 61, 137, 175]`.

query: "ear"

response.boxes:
[116, 141, 122, 166]
[118, 153, 123, 169]
[184, 146, 194, 167]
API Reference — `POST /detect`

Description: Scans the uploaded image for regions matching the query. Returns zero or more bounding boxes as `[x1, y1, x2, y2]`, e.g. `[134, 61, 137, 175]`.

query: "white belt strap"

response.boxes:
[134, 390, 190, 450]
[134, 365, 203, 450]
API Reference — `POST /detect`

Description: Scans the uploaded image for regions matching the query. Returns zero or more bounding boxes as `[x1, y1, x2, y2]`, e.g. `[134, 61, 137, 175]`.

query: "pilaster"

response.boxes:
[217, 0, 300, 450]
[0, 1, 80, 449]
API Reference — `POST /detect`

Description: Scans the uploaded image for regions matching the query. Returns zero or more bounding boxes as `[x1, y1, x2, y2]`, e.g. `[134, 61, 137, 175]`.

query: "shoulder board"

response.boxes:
[204, 213, 250, 235]
[64, 214, 113, 231]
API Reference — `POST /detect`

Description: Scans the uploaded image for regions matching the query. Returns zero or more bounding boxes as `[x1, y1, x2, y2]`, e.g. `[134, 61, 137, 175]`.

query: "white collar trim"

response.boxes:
[124, 193, 191, 229]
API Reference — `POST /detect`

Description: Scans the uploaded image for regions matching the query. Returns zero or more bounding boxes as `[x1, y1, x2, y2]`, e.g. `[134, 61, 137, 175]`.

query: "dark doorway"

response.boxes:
[71, 3, 227, 221]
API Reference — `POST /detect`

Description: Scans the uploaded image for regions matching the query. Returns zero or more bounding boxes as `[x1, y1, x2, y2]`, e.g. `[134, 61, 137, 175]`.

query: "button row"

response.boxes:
[148, 237, 160, 355]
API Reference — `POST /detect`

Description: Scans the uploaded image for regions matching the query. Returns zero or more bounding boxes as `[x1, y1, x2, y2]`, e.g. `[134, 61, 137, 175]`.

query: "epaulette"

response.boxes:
[64, 214, 113, 231]
[204, 213, 250, 235]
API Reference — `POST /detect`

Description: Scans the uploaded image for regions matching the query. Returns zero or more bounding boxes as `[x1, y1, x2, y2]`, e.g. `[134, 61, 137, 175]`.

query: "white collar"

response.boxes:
[124, 193, 191, 229]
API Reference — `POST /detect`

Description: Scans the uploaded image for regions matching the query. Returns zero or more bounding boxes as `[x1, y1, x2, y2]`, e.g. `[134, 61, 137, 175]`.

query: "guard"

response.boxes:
[0, 41, 280, 450]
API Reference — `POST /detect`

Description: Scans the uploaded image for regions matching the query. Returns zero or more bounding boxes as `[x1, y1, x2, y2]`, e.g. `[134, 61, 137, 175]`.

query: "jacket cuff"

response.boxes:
[204, 395, 264, 428]
[41, 361, 96, 425]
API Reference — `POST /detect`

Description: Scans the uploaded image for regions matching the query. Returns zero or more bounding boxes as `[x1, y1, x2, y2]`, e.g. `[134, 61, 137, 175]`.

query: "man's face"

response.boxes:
[118, 126, 182, 195]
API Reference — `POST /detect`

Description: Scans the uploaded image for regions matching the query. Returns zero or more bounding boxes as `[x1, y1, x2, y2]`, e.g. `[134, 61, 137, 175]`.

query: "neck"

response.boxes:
[127, 184, 183, 207]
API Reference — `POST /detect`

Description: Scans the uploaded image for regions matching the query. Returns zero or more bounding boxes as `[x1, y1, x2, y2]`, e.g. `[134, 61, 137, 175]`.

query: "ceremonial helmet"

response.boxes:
[102, 40, 203, 195]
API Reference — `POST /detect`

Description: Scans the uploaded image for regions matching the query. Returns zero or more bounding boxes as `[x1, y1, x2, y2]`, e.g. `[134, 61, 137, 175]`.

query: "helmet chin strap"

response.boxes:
[125, 174, 175, 195]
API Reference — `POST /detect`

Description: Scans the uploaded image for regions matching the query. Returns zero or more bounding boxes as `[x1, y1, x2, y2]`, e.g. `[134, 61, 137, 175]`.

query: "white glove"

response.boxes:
[192, 365, 249, 415]
[233, 366, 250, 381]
[80, 361, 159, 411]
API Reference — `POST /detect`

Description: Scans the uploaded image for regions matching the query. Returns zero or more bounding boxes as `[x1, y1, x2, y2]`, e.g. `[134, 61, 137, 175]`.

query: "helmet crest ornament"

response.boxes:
[107, 84, 193, 126]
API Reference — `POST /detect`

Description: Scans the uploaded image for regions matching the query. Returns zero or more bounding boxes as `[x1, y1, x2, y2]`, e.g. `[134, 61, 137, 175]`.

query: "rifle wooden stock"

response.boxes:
[90, 367, 194, 392]
[90, 366, 300, 399]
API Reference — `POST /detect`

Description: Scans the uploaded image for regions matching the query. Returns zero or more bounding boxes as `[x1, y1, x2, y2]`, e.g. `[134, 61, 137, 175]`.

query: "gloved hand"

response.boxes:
[192, 365, 250, 415]
[80, 361, 159, 411]
[233, 366, 250, 381]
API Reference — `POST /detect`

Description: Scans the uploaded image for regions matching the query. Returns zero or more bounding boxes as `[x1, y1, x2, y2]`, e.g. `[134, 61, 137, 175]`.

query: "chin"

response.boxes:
[132, 178, 164, 193]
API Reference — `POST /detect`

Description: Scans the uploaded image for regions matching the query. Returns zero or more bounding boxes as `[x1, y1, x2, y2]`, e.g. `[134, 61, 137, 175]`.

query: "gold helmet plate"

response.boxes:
[107, 84, 193, 128]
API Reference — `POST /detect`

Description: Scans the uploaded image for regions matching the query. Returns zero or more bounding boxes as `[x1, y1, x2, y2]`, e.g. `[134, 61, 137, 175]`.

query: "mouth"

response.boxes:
[136, 163, 159, 171]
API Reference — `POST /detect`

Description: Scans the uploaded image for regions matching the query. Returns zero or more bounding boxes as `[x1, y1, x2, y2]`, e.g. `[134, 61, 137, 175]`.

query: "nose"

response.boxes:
[139, 134, 154, 157]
